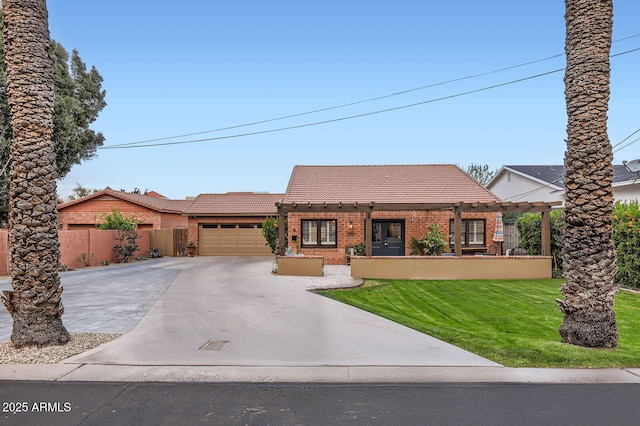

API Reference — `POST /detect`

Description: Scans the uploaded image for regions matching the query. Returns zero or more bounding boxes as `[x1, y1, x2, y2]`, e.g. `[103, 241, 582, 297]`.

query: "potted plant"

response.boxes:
[186, 241, 196, 257]
[354, 242, 366, 256]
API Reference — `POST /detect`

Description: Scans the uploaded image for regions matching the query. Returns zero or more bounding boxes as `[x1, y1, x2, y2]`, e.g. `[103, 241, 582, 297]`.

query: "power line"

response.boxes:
[612, 128, 640, 152]
[102, 35, 640, 149]
[101, 69, 565, 150]
[502, 176, 565, 202]
[502, 127, 640, 202]
[104, 63, 568, 149]
[104, 55, 569, 149]
[613, 136, 640, 154]
[100, 46, 640, 150]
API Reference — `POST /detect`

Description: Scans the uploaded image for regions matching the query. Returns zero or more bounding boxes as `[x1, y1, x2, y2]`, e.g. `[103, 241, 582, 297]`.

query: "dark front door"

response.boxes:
[372, 220, 405, 256]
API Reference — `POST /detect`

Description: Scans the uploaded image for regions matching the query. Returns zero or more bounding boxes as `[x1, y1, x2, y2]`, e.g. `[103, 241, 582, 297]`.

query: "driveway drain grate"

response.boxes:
[199, 340, 229, 351]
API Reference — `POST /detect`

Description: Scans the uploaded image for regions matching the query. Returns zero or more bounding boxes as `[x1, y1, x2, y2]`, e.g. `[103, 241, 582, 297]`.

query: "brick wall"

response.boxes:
[59, 210, 162, 230]
[287, 210, 498, 265]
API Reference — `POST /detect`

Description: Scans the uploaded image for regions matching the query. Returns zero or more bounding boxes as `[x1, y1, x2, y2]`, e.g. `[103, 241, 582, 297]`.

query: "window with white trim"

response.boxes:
[449, 219, 486, 247]
[301, 219, 337, 247]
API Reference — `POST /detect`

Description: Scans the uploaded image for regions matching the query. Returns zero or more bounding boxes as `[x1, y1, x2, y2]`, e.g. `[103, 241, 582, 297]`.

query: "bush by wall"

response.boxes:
[98, 209, 141, 263]
[613, 201, 640, 288]
[262, 217, 279, 255]
[409, 223, 449, 256]
[516, 209, 564, 277]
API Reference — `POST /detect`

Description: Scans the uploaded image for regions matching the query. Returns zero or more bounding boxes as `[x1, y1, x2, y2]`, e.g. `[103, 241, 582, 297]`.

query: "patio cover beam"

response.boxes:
[276, 201, 561, 213]
[276, 201, 561, 257]
[454, 206, 463, 256]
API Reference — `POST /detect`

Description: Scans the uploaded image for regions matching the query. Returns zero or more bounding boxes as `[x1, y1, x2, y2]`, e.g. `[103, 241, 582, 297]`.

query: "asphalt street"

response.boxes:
[2, 257, 640, 425]
[1, 381, 640, 426]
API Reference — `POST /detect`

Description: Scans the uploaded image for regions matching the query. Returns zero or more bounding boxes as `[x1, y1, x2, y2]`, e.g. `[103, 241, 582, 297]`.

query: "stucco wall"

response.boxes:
[351, 256, 552, 280]
[277, 256, 324, 277]
[0, 229, 151, 274]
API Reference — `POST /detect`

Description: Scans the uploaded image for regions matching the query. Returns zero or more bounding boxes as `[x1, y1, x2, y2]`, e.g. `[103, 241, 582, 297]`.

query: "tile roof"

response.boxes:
[58, 188, 192, 213]
[183, 193, 284, 216]
[282, 165, 501, 204]
[503, 165, 638, 189]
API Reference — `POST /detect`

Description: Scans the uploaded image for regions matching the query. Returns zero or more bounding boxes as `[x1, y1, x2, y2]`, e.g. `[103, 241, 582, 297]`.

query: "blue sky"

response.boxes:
[46, 1, 640, 200]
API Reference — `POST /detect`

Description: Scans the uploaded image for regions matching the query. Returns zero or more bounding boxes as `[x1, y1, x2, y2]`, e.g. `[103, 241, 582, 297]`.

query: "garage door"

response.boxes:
[198, 224, 272, 256]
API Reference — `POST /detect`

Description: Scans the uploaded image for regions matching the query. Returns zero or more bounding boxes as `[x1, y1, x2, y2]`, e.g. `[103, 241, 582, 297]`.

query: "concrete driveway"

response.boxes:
[6, 257, 640, 384]
[54, 256, 497, 369]
[0, 260, 182, 341]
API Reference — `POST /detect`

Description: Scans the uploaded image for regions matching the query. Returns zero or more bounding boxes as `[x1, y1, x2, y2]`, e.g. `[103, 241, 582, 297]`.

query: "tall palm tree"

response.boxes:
[1, 0, 68, 346]
[558, 0, 617, 348]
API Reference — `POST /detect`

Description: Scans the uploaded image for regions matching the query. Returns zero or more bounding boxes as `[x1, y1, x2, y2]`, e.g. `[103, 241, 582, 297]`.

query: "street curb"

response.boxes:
[1, 364, 639, 384]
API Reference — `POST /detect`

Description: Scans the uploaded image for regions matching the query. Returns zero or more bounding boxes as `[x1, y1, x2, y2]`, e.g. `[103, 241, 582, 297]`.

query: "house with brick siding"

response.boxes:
[57, 188, 191, 230]
[278, 165, 503, 265]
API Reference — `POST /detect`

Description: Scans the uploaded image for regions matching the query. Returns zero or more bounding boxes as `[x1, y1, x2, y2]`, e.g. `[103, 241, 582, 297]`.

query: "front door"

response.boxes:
[372, 220, 405, 256]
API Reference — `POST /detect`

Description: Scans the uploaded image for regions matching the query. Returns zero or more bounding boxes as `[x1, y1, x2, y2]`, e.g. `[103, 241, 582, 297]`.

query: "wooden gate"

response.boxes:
[149, 228, 188, 257]
[174, 228, 188, 257]
[503, 223, 520, 254]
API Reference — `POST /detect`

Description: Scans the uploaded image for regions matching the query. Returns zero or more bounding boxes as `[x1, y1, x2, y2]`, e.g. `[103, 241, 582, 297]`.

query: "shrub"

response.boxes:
[113, 228, 140, 263]
[147, 248, 163, 258]
[613, 201, 640, 288]
[411, 223, 449, 256]
[516, 209, 564, 277]
[77, 252, 94, 267]
[353, 242, 367, 256]
[262, 217, 279, 254]
[98, 209, 140, 263]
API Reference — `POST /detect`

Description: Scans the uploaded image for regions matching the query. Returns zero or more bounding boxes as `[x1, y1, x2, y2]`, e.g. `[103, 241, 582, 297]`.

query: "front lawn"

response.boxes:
[316, 279, 640, 368]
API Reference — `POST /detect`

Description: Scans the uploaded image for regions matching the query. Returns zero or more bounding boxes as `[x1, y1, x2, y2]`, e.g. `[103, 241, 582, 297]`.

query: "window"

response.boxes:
[301, 219, 337, 247]
[449, 219, 485, 247]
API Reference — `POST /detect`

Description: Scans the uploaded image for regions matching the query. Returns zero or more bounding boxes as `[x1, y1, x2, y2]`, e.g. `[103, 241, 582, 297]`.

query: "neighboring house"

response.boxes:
[183, 192, 284, 256]
[57, 188, 191, 230]
[279, 165, 503, 264]
[58, 189, 283, 257]
[488, 165, 640, 205]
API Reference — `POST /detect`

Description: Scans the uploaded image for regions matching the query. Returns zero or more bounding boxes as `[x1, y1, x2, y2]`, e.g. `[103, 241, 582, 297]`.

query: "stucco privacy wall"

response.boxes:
[351, 256, 553, 280]
[0, 229, 151, 274]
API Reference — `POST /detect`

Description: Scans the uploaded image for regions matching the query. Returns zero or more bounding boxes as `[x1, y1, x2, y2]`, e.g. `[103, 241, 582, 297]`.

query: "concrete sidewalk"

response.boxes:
[1, 257, 640, 383]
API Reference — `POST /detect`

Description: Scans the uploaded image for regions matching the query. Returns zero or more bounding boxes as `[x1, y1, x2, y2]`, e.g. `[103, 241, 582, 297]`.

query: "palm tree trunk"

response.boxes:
[1, 0, 68, 346]
[558, 0, 617, 348]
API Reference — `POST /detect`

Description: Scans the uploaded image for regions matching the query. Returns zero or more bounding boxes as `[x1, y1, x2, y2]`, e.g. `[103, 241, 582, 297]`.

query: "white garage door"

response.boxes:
[198, 224, 272, 256]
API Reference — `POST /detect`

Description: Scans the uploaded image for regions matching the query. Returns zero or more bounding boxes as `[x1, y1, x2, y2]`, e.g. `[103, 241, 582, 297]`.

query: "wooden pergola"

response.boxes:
[276, 200, 562, 256]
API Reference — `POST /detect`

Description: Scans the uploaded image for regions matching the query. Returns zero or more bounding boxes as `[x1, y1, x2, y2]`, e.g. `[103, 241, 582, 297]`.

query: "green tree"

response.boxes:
[0, 13, 106, 222]
[558, 0, 617, 348]
[0, 0, 69, 347]
[67, 182, 99, 201]
[464, 163, 497, 187]
[262, 217, 279, 255]
[98, 208, 139, 231]
[98, 209, 141, 263]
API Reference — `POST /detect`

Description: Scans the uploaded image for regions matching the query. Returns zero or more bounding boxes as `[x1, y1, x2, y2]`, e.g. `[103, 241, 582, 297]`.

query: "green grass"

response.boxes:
[316, 279, 640, 368]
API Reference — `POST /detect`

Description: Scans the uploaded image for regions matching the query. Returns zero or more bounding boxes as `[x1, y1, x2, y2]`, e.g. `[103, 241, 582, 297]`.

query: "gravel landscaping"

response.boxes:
[0, 332, 120, 364]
